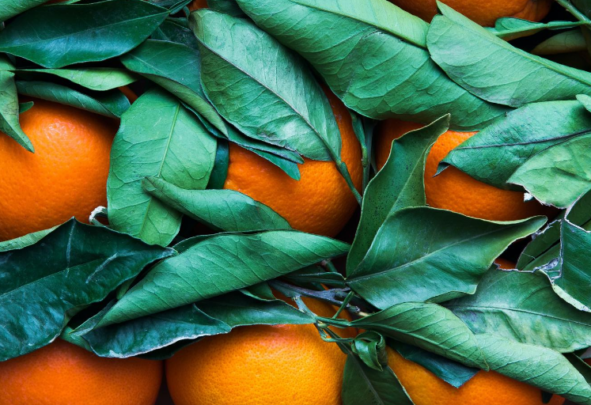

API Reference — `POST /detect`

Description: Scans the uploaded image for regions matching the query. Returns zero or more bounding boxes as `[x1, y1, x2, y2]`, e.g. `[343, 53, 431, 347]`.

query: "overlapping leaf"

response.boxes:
[17, 68, 137, 91]
[236, 0, 509, 130]
[107, 89, 216, 246]
[0, 220, 172, 361]
[0, 56, 32, 151]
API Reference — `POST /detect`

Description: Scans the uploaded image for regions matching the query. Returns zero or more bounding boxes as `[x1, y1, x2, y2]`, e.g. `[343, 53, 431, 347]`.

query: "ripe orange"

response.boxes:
[0, 98, 117, 241]
[388, 0, 552, 26]
[388, 348, 565, 405]
[223, 90, 363, 237]
[0, 339, 163, 405]
[166, 296, 356, 405]
[376, 119, 549, 221]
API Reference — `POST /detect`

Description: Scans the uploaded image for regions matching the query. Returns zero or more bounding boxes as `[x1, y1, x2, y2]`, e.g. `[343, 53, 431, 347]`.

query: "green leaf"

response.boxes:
[0, 219, 172, 361]
[151, 18, 199, 49]
[428, 5, 591, 107]
[0, 57, 33, 151]
[475, 334, 591, 405]
[142, 176, 290, 232]
[16, 80, 130, 118]
[76, 292, 313, 358]
[347, 207, 545, 309]
[351, 331, 388, 372]
[107, 89, 216, 246]
[0, 0, 168, 68]
[532, 29, 587, 55]
[447, 269, 591, 352]
[351, 302, 488, 369]
[208, 0, 246, 16]
[488, 18, 585, 41]
[0, 0, 50, 22]
[347, 116, 449, 274]
[207, 139, 229, 189]
[441, 100, 591, 189]
[99, 231, 349, 325]
[0, 225, 58, 252]
[508, 133, 591, 208]
[342, 355, 413, 405]
[120, 39, 227, 135]
[235, 0, 509, 130]
[394, 342, 478, 389]
[192, 10, 340, 162]
[17, 68, 137, 91]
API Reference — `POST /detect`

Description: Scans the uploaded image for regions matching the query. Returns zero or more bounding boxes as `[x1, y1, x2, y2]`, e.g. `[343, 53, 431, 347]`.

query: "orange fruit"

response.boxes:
[388, 0, 552, 26]
[188, 0, 208, 10]
[388, 348, 565, 405]
[0, 339, 163, 405]
[495, 258, 516, 269]
[166, 296, 355, 405]
[376, 119, 549, 221]
[0, 98, 117, 241]
[223, 89, 363, 237]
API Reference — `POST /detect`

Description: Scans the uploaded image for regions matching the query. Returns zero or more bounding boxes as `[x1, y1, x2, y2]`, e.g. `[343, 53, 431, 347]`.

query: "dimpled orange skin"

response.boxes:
[376, 119, 549, 221]
[223, 90, 363, 237]
[166, 297, 356, 405]
[387, 348, 565, 405]
[0, 99, 116, 241]
[389, 0, 552, 26]
[0, 339, 163, 405]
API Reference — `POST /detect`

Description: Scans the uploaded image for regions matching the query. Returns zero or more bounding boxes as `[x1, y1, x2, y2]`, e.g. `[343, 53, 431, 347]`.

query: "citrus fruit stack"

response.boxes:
[0, 1, 585, 405]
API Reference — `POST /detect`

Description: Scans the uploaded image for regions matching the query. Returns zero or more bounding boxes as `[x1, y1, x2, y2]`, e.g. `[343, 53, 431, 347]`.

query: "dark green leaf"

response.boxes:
[347, 116, 449, 274]
[441, 100, 591, 189]
[428, 5, 591, 107]
[475, 334, 591, 405]
[142, 176, 290, 232]
[120, 39, 227, 134]
[447, 269, 591, 352]
[351, 302, 488, 369]
[192, 10, 340, 161]
[351, 332, 388, 372]
[347, 207, 545, 309]
[0, 219, 172, 361]
[208, 0, 246, 16]
[236, 0, 509, 130]
[342, 355, 413, 405]
[0, 0, 168, 68]
[99, 231, 349, 325]
[0, 0, 50, 22]
[16, 80, 130, 118]
[151, 18, 199, 49]
[17, 68, 137, 91]
[107, 89, 216, 246]
[508, 133, 591, 208]
[0, 56, 32, 151]
[533, 29, 587, 55]
[394, 342, 478, 389]
[207, 139, 229, 189]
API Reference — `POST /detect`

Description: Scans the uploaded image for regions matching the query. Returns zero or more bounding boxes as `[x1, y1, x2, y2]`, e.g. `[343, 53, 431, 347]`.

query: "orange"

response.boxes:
[223, 89, 363, 237]
[376, 119, 549, 221]
[166, 296, 356, 405]
[495, 258, 516, 269]
[388, 0, 552, 26]
[388, 348, 565, 405]
[189, 0, 208, 10]
[0, 98, 117, 241]
[0, 339, 163, 405]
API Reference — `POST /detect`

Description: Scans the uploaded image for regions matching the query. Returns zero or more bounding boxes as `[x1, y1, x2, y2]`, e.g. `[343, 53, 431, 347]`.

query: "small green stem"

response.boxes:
[556, 0, 591, 24]
[338, 162, 362, 204]
[333, 291, 355, 319]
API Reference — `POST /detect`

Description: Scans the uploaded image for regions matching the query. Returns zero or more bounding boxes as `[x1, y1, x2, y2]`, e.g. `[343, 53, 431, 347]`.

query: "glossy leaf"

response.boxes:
[476, 334, 591, 405]
[120, 39, 226, 134]
[193, 10, 340, 161]
[347, 116, 449, 274]
[99, 231, 349, 325]
[235, 0, 509, 130]
[143, 177, 290, 232]
[107, 89, 216, 246]
[0, 220, 172, 361]
[447, 269, 591, 352]
[347, 207, 545, 309]
[441, 100, 591, 189]
[351, 302, 488, 369]
[509, 133, 591, 208]
[0, 0, 49, 22]
[0, 57, 32, 151]
[151, 18, 199, 49]
[16, 80, 130, 118]
[428, 5, 591, 107]
[18, 68, 137, 91]
[0, 0, 168, 68]
[342, 355, 413, 405]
